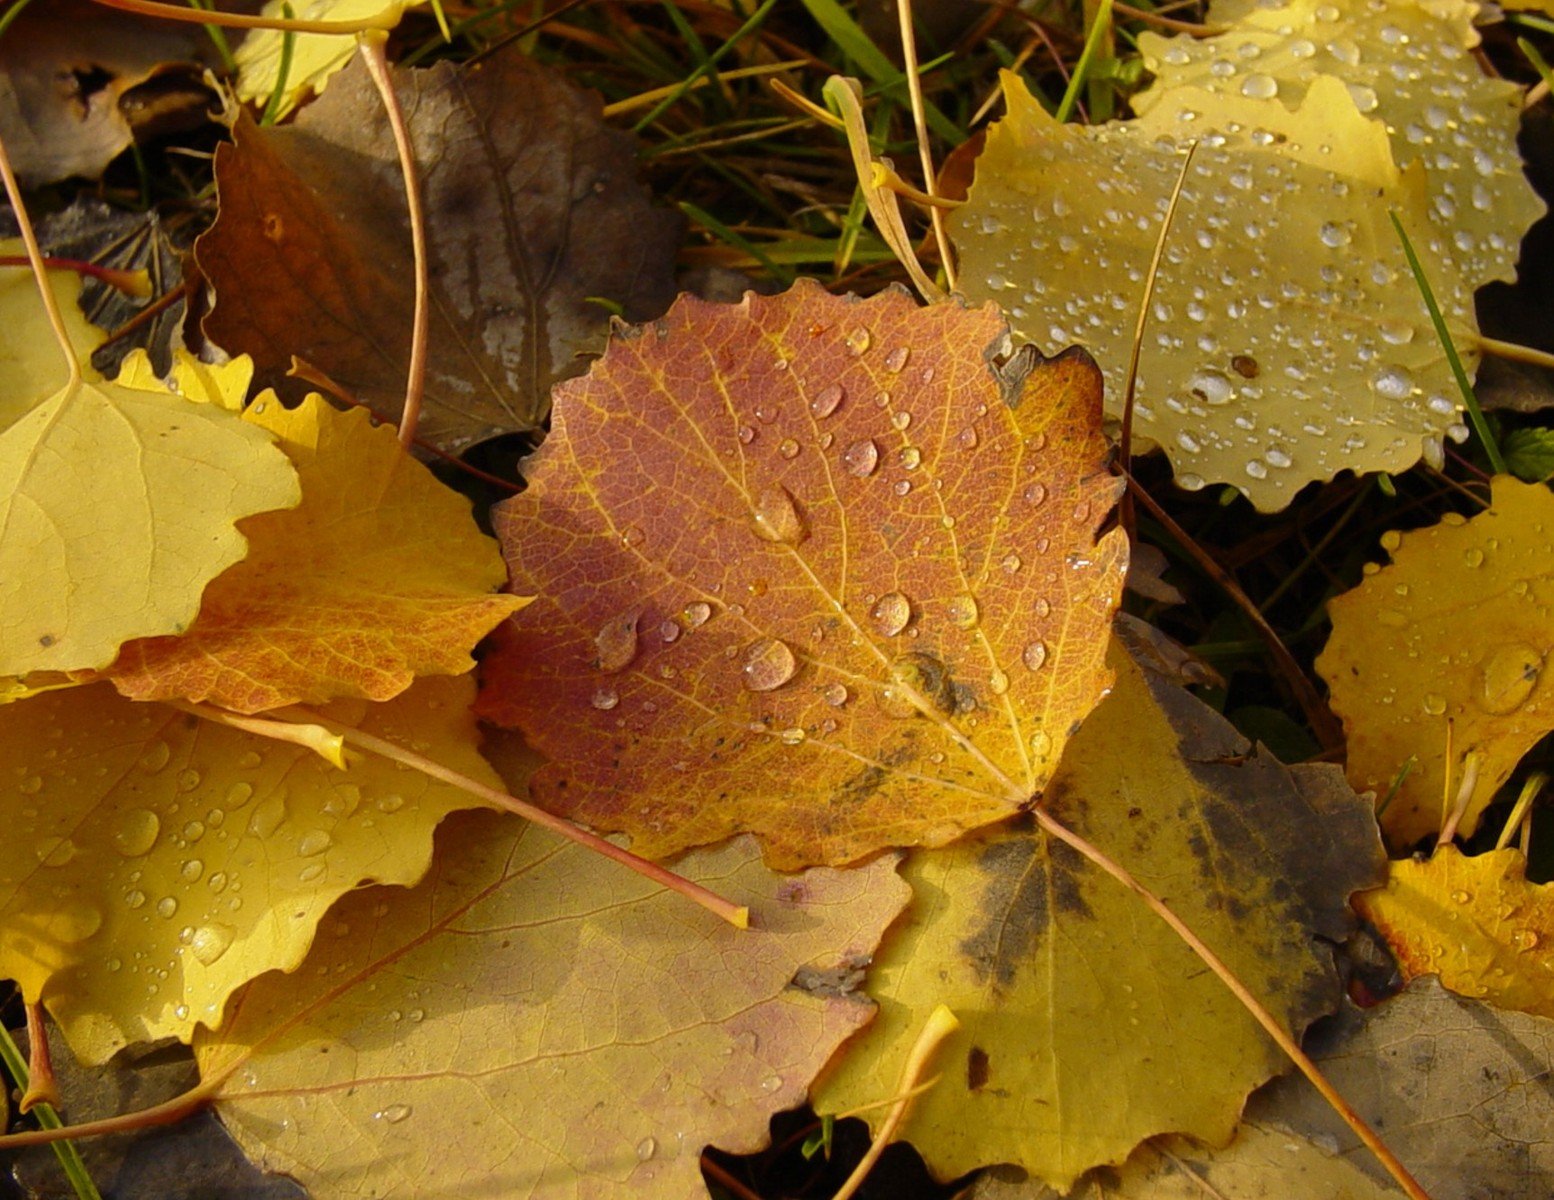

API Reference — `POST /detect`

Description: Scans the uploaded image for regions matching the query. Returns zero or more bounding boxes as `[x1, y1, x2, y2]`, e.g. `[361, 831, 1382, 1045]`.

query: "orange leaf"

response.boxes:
[96, 395, 525, 712]
[478, 283, 1127, 868]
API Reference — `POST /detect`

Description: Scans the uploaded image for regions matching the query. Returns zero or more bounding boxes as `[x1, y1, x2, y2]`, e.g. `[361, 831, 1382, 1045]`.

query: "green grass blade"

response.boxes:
[259, 3, 298, 126]
[632, 0, 779, 133]
[1056, 0, 1114, 123]
[0, 1023, 103, 1200]
[1388, 211, 1506, 474]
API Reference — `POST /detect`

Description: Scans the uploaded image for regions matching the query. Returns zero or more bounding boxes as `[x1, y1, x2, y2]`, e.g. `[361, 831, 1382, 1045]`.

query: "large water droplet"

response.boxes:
[1372, 365, 1415, 400]
[947, 594, 980, 630]
[751, 485, 807, 545]
[297, 830, 333, 857]
[871, 592, 912, 636]
[591, 687, 620, 711]
[137, 741, 171, 773]
[156, 896, 179, 919]
[741, 638, 797, 691]
[376, 1104, 412, 1124]
[1478, 644, 1542, 714]
[846, 327, 872, 355]
[897, 446, 922, 470]
[884, 346, 910, 372]
[1021, 641, 1048, 672]
[810, 384, 845, 418]
[113, 809, 161, 857]
[777, 438, 800, 460]
[823, 682, 849, 707]
[1422, 694, 1447, 715]
[843, 438, 880, 477]
[1239, 73, 1278, 99]
[989, 668, 1010, 696]
[682, 602, 713, 629]
[595, 612, 640, 672]
[636, 1136, 658, 1162]
[1030, 731, 1054, 760]
[191, 923, 235, 966]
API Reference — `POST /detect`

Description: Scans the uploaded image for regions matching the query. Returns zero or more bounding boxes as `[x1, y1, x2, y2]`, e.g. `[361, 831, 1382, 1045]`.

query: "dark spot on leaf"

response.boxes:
[38, 634, 55, 648]
[967, 1046, 990, 1091]
[788, 954, 871, 998]
[1231, 354, 1260, 379]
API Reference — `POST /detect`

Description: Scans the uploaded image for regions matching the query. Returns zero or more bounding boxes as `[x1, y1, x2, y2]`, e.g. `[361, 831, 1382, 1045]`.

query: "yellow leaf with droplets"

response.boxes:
[1137, 0, 1544, 296]
[952, 71, 1469, 511]
[0, 249, 300, 676]
[813, 639, 1383, 1189]
[196, 814, 910, 1200]
[1355, 846, 1554, 1018]
[1317, 477, 1554, 845]
[0, 676, 495, 1064]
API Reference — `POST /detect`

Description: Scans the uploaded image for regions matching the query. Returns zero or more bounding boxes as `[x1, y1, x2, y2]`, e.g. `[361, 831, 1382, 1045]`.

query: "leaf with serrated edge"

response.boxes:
[0, 252, 299, 675]
[952, 72, 1468, 511]
[197, 813, 910, 1200]
[477, 281, 1127, 869]
[92, 395, 525, 713]
[813, 638, 1383, 1189]
[1317, 477, 1554, 845]
[0, 676, 494, 1064]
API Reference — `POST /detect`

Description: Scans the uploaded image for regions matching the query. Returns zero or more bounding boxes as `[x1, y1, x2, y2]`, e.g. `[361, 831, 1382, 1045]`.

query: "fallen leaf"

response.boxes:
[0, 252, 300, 677]
[94, 394, 526, 713]
[198, 51, 682, 451]
[965, 1121, 1399, 1199]
[0, 675, 495, 1064]
[233, 1, 425, 120]
[477, 282, 1128, 868]
[1355, 845, 1554, 1018]
[952, 70, 1471, 511]
[196, 813, 910, 1199]
[1137, 0, 1544, 298]
[1316, 477, 1554, 845]
[811, 637, 1384, 1189]
[1251, 978, 1554, 1198]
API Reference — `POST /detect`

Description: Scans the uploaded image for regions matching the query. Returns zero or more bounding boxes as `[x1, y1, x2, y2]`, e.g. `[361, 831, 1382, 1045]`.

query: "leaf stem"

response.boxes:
[86, 0, 397, 33]
[0, 128, 82, 389]
[0, 1023, 107, 1197]
[357, 32, 430, 450]
[1473, 334, 1554, 372]
[896, 0, 955, 291]
[1030, 807, 1434, 1200]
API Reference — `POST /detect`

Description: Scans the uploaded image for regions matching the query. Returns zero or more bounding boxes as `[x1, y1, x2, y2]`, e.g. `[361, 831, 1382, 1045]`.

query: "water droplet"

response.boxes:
[1512, 928, 1540, 951]
[1022, 641, 1048, 672]
[741, 638, 797, 691]
[1001, 553, 1023, 574]
[893, 480, 912, 496]
[297, 830, 332, 857]
[113, 809, 161, 857]
[956, 425, 978, 449]
[778, 438, 800, 460]
[846, 327, 872, 355]
[823, 683, 849, 707]
[1030, 731, 1054, 760]
[591, 687, 620, 711]
[1372, 365, 1415, 400]
[737, 424, 756, 445]
[1188, 369, 1234, 405]
[180, 858, 204, 883]
[156, 896, 179, 919]
[884, 346, 910, 371]
[1023, 483, 1047, 506]
[1379, 530, 1403, 552]
[595, 612, 640, 672]
[636, 1136, 658, 1162]
[1450, 889, 1472, 905]
[659, 619, 681, 644]
[682, 601, 713, 629]
[1479, 643, 1543, 714]
[1422, 694, 1447, 715]
[191, 923, 235, 966]
[897, 446, 922, 470]
[891, 410, 912, 431]
[810, 384, 845, 418]
[376, 793, 405, 814]
[137, 741, 171, 773]
[177, 768, 201, 792]
[871, 592, 912, 636]
[751, 485, 807, 545]
[18, 774, 43, 795]
[376, 1104, 412, 1124]
[299, 863, 325, 883]
[1239, 73, 1278, 99]
[843, 438, 880, 477]
[947, 594, 980, 630]
[778, 727, 806, 746]
[989, 668, 1010, 696]
[125, 889, 147, 910]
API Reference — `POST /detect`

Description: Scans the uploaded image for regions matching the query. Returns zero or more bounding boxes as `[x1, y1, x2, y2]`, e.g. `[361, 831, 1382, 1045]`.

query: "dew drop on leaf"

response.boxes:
[823, 682, 849, 707]
[956, 425, 978, 449]
[884, 346, 910, 371]
[946, 594, 980, 630]
[191, 923, 236, 966]
[1478, 644, 1542, 714]
[741, 637, 797, 691]
[113, 808, 161, 857]
[636, 1136, 658, 1162]
[891, 411, 912, 431]
[595, 612, 640, 672]
[125, 889, 147, 910]
[1030, 730, 1054, 760]
[1422, 693, 1447, 715]
[297, 830, 333, 857]
[156, 896, 179, 919]
[376, 1105, 412, 1124]
[846, 327, 872, 354]
[1022, 641, 1048, 672]
[897, 446, 922, 470]
[658, 619, 681, 643]
[1001, 553, 1023, 574]
[137, 741, 172, 773]
[737, 424, 756, 445]
[809, 384, 845, 418]
[989, 668, 1010, 696]
[778, 438, 800, 460]
[871, 591, 912, 636]
[682, 601, 713, 629]
[591, 687, 620, 711]
[751, 485, 807, 545]
[779, 727, 806, 746]
[843, 438, 880, 477]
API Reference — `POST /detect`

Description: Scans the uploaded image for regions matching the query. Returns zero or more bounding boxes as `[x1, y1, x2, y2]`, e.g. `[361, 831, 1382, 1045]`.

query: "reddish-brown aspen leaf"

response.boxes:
[477, 282, 1128, 868]
[92, 394, 525, 713]
[197, 51, 681, 452]
[197, 813, 910, 1200]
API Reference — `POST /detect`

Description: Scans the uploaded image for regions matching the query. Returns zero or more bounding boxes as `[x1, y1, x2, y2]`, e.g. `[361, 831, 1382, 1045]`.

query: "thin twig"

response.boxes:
[896, 0, 955, 290]
[0, 131, 82, 389]
[88, 0, 395, 32]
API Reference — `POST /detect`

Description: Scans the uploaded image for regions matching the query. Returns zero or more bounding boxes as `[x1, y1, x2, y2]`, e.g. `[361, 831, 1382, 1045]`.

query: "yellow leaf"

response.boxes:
[0, 254, 300, 676]
[94, 394, 526, 712]
[0, 675, 496, 1064]
[952, 71, 1469, 511]
[1317, 477, 1554, 845]
[113, 347, 254, 413]
[197, 815, 910, 1199]
[1355, 845, 1554, 1017]
[812, 639, 1383, 1189]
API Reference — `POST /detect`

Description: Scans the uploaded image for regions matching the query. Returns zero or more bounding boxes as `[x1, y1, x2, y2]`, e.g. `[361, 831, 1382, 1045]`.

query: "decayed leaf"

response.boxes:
[0, 255, 300, 677]
[1355, 845, 1554, 1018]
[966, 1121, 1399, 1199]
[811, 638, 1384, 1189]
[233, 1, 425, 120]
[199, 51, 682, 451]
[1137, 0, 1543, 298]
[196, 812, 910, 1200]
[1316, 477, 1554, 845]
[1252, 978, 1554, 1198]
[952, 71, 1469, 511]
[477, 282, 1128, 869]
[93, 394, 525, 712]
[0, 676, 495, 1064]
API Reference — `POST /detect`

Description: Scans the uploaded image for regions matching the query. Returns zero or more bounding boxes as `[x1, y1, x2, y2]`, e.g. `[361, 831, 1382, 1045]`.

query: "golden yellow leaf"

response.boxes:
[1355, 845, 1554, 1017]
[0, 254, 300, 676]
[197, 814, 910, 1199]
[0, 675, 496, 1064]
[812, 639, 1383, 1189]
[1316, 477, 1554, 845]
[94, 394, 525, 712]
[113, 347, 254, 413]
[952, 71, 1468, 511]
